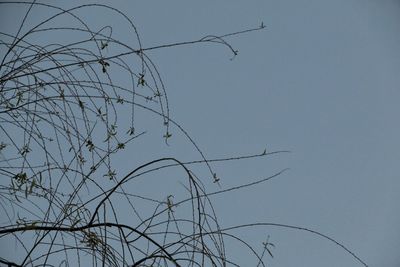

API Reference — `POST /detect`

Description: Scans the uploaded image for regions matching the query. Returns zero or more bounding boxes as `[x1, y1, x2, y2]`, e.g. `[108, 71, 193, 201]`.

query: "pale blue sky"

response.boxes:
[1, 1, 399, 266]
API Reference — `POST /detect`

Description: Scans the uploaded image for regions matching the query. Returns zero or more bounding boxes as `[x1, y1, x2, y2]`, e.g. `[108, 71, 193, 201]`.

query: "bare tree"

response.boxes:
[0, 2, 368, 267]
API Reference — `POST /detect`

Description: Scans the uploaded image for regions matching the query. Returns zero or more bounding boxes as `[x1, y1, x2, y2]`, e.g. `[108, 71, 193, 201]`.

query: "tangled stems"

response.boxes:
[0, 2, 367, 267]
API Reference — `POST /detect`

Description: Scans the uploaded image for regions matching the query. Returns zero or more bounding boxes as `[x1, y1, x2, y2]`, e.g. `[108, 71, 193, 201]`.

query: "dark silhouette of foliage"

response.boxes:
[0, 2, 368, 267]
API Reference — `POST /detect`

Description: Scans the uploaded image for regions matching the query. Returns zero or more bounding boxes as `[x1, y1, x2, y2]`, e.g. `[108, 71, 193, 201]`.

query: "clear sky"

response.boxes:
[1, 1, 400, 266]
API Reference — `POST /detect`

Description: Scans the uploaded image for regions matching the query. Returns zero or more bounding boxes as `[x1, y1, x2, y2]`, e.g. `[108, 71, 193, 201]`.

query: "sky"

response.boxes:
[1, 1, 400, 266]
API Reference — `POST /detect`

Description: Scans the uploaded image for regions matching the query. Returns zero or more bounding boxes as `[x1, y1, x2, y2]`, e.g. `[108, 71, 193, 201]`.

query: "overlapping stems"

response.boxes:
[0, 2, 368, 267]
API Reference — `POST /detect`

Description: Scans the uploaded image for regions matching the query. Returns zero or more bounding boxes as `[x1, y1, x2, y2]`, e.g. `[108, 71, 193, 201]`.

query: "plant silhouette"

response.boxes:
[0, 2, 368, 267]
